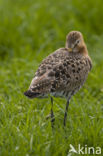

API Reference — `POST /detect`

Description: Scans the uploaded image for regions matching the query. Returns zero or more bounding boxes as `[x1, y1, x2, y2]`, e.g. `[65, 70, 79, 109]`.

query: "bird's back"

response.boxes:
[24, 48, 92, 99]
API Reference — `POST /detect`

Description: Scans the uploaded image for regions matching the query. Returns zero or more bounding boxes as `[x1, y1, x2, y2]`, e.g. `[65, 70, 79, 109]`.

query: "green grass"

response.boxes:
[0, 0, 103, 155]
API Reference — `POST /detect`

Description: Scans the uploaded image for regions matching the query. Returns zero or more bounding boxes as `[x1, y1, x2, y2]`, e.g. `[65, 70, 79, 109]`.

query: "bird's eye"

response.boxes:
[76, 40, 80, 44]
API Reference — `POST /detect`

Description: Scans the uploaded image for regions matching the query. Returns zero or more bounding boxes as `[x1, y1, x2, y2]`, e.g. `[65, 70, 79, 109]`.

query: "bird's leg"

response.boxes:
[51, 97, 55, 128]
[64, 98, 70, 126]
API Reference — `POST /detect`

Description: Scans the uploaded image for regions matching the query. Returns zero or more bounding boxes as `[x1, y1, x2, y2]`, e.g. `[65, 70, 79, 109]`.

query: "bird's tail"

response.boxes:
[24, 90, 40, 99]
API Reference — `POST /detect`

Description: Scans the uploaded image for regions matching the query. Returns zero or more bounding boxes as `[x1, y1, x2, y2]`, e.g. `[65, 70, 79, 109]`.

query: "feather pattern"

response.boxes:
[25, 48, 92, 99]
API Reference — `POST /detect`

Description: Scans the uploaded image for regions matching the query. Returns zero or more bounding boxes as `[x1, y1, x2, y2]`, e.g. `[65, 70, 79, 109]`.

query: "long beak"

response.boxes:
[68, 48, 73, 52]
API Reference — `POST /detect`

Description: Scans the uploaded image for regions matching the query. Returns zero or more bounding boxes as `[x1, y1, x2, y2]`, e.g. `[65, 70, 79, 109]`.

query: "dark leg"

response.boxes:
[51, 97, 55, 128]
[63, 98, 70, 126]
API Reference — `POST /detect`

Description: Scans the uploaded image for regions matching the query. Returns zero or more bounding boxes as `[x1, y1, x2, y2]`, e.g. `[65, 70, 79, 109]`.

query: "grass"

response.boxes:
[0, 0, 103, 155]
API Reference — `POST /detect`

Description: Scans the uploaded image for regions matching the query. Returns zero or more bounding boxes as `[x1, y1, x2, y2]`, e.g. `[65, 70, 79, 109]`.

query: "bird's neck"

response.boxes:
[79, 44, 88, 56]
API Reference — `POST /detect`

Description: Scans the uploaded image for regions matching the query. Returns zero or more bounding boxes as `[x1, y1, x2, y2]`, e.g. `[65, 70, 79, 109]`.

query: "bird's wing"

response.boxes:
[28, 48, 69, 93]
[29, 50, 91, 95]
[34, 48, 68, 77]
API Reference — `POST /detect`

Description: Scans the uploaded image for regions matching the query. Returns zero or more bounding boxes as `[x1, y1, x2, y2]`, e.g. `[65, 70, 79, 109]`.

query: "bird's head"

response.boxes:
[66, 31, 87, 55]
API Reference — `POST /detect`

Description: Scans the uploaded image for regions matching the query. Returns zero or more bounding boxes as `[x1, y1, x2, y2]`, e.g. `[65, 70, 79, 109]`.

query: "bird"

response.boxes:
[24, 31, 92, 127]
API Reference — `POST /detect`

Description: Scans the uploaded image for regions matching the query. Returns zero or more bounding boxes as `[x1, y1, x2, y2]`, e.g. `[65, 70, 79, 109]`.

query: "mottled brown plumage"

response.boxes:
[24, 31, 92, 126]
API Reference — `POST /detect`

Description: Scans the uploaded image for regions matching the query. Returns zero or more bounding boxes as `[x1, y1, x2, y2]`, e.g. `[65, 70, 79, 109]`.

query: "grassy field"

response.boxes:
[0, 0, 103, 155]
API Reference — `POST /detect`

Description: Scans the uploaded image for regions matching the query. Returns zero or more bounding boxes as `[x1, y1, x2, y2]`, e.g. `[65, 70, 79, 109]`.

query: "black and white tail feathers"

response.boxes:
[24, 90, 40, 99]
